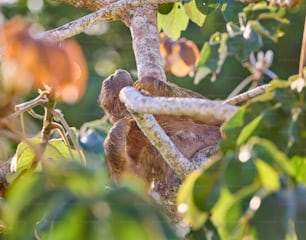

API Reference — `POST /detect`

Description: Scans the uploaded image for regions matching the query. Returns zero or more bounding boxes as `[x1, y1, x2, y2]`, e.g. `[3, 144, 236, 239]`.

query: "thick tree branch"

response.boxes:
[126, 5, 167, 81]
[120, 87, 238, 125]
[130, 113, 197, 179]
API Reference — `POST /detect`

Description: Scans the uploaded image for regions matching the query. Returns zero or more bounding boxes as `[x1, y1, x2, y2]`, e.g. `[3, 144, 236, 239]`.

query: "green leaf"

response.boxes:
[251, 191, 292, 240]
[273, 82, 298, 108]
[250, 20, 278, 42]
[158, 3, 174, 14]
[225, 192, 253, 234]
[291, 156, 306, 184]
[255, 160, 280, 191]
[249, 138, 295, 176]
[213, 184, 258, 236]
[158, 2, 189, 39]
[243, 2, 275, 20]
[5, 161, 177, 240]
[195, 0, 220, 15]
[226, 32, 245, 58]
[194, 66, 212, 84]
[220, 0, 246, 23]
[226, 22, 263, 62]
[241, 22, 263, 59]
[294, 184, 306, 240]
[197, 33, 227, 76]
[10, 140, 37, 174]
[288, 109, 306, 156]
[256, 12, 288, 41]
[197, 42, 220, 71]
[222, 20, 264, 62]
[187, 219, 221, 240]
[220, 101, 269, 152]
[46, 139, 80, 160]
[7, 138, 81, 183]
[224, 153, 257, 193]
[193, 160, 223, 212]
[237, 113, 264, 146]
[184, 0, 206, 26]
[178, 169, 208, 229]
[237, 107, 292, 150]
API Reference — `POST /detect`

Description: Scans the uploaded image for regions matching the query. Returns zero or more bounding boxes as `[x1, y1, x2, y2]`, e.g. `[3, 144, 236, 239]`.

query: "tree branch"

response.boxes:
[42, 0, 129, 40]
[44, 0, 181, 41]
[45, 0, 171, 81]
[119, 86, 237, 179]
[52, 0, 117, 11]
[224, 84, 270, 105]
[119, 87, 238, 125]
[126, 5, 167, 81]
[130, 112, 197, 180]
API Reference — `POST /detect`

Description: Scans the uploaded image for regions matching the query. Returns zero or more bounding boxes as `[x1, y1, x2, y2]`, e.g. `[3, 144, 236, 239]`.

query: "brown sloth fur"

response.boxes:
[99, 70, 221, 189]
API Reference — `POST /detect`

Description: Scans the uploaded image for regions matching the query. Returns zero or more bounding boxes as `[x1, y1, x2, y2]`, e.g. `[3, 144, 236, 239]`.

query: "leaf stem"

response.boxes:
[51, 109, 85, 164]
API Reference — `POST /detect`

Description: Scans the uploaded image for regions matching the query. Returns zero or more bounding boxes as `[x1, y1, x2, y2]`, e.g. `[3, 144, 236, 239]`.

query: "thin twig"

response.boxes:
[2, 90, 49, 121]
[224, 84, 270, 105]
[20, 113, 26, 137]
[37, 91, 57, 169]
[51, 122, 76, 160]
[27, 109, 44, 120]
[51, 109, 85, 164]
[226, 75, 255, 99]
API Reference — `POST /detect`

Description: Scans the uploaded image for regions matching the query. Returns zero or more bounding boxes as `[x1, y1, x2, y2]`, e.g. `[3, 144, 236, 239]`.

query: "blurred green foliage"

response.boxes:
[3, 160, 177, 240]
[178, 77, 306, 239]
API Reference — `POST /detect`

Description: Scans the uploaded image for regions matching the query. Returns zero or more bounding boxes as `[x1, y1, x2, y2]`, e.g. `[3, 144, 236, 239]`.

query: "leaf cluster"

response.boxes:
[177, 77, 306, 239]
[195, 3, 287, 82]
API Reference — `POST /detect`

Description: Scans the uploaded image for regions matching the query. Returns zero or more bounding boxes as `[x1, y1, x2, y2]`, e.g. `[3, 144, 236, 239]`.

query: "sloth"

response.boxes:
[99, 70, 221, 217]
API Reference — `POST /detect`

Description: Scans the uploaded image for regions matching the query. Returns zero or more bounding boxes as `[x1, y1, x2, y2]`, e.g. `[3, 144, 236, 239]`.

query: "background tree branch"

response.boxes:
[52, 0, 116, 11]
